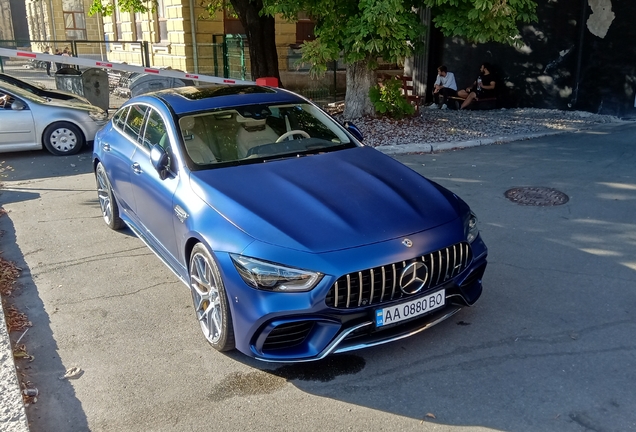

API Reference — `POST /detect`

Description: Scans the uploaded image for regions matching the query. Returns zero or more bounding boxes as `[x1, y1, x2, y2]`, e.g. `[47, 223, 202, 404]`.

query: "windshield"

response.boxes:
[0, 83, 48, 104]
[177, 102, 358, 168]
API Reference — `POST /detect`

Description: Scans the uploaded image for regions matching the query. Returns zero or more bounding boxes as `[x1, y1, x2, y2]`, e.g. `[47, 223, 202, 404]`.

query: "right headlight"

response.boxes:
[88, 110, 108, 122]
[465, 211, 479, 243]
[230, 254, 323, 292]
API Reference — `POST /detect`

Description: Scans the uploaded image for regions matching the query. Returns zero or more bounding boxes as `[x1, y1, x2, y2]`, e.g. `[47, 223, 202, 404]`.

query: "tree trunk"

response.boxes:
[230, 0, 282, 86]
[343, 60, 376, 119]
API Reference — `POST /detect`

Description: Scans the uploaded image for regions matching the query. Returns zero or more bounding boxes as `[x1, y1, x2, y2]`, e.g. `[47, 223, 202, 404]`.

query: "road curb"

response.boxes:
[377, 130, 570, 155]
[0, 304, 29, 432]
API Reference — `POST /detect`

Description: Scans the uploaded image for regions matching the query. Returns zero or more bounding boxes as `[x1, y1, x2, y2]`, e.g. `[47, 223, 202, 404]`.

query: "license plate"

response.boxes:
[375, 289, 445, 327]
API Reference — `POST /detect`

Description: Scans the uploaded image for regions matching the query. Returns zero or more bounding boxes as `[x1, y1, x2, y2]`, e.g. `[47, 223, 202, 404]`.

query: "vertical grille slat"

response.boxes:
[391, 264, 397, 300]
[369, 269, 375, 305]
[326, 242, 473, 309]
[357, 271, 363, 307]
[380, 267, 386, 302]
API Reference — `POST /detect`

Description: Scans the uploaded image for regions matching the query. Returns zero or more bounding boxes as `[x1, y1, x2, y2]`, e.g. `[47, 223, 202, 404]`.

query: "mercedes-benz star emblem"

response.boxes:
[402, 238, 413, 248]
[399, 261, 429, 295]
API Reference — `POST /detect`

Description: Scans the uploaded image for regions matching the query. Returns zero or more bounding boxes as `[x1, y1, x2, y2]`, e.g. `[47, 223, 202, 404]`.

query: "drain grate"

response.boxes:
[504, 187, 569, 206]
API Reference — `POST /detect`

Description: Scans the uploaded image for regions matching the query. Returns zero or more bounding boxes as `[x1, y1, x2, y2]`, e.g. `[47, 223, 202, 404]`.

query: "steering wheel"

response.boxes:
[276, 130, 310, 143]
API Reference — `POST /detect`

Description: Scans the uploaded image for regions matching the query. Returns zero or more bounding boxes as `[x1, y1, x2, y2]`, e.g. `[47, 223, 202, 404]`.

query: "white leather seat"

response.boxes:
[235, 119, 279, 158]
[180, 116, 216, 164]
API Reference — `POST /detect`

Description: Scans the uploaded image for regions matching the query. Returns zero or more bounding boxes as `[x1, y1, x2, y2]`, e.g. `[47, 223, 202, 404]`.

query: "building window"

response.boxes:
[62, 0, 86, 40]
[296, 12, 315, 44]
[134, 12, 143, 41]
[157, 0, 168, 42]
[114, 4, 122, 40]
[224, 9, 245, 35]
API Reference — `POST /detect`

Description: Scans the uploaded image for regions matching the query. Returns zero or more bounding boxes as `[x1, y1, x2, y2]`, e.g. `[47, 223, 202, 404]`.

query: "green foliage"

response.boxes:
[89, 0, 156, 16]
[369, 77, 416, 119]
[422, 0, 538, 46]
[266, 0, 537, 75]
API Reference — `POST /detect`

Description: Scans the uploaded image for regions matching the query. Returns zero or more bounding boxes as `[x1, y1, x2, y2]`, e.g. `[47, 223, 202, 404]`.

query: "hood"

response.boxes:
[190, 146, 461, 253]
[45, 98, 102, 112]
[47, 89, 91, 104]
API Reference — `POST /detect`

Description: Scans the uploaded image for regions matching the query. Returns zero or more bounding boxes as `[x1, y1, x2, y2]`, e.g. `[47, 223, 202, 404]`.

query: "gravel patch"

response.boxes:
[349, 108, 624, 149]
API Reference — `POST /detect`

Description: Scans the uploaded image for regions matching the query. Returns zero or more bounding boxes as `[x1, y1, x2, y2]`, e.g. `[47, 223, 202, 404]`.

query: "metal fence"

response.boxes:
[0, 37, 349, 112]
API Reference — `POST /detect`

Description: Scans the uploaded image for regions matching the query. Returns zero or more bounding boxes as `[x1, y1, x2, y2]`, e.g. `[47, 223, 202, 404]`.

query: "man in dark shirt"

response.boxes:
[459, 62, 496, 110]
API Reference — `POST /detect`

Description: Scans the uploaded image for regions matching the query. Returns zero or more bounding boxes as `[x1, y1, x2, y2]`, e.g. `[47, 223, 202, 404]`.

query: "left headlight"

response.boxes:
[465, 211, 479, 243]
[230, 254, 323, 292]
[88, 110, 108, 122]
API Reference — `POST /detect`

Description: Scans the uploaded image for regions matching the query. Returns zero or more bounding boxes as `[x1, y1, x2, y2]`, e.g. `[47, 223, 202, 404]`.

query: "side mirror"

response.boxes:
[11, 100, 26, 111]
[344, 121, 363, 142]
[150, 144, 170, 179]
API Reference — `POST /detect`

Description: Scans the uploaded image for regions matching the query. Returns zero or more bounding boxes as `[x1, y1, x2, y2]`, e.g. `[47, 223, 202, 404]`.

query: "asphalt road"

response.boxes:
[1, 122, 635, 432]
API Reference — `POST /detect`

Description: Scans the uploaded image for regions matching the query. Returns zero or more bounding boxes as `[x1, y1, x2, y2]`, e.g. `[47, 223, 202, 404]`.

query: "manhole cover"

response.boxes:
[504, 187, 569, 206]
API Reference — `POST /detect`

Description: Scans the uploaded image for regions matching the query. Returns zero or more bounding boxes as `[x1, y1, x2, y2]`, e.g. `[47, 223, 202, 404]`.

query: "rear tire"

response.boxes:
[43, 122, 85, 155]
[95, 162, 125, 230]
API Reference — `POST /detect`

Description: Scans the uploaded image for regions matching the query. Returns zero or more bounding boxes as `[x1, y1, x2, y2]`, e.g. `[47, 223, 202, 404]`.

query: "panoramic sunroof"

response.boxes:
[177, 85, 275, 100]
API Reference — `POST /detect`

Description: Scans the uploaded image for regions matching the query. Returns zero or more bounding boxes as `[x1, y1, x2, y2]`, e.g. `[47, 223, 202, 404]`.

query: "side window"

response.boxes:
[141, 109, 168, 151]
[0, 92, 16, 110]
[123, 105, 147, 143]
[112, 107, 129, 129]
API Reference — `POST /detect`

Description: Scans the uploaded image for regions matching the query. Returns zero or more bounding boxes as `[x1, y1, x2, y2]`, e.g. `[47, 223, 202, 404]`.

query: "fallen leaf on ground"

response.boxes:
[60, 367, 84, 380]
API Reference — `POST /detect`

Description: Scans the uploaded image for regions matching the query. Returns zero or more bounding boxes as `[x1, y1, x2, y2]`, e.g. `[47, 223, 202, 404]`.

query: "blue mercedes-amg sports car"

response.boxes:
[93, 84, 487, 362]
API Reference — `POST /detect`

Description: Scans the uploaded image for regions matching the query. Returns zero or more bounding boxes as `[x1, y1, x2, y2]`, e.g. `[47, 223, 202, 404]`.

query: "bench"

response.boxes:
[447, 96, 497, 110]
[397, 75, 422, 114]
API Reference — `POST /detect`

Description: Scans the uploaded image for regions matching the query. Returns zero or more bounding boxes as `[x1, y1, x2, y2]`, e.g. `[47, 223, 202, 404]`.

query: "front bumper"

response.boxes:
[221, 230, 488, 363]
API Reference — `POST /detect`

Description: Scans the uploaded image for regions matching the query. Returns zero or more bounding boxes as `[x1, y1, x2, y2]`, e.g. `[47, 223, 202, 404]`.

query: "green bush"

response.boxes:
[369, 77, 416, 119]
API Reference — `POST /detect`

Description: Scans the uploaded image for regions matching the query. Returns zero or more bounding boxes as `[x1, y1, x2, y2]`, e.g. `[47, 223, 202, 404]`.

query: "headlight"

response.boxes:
[230, 254, 323, 292]
[465, 211, 479, 243]
[88, 110, 108, 122]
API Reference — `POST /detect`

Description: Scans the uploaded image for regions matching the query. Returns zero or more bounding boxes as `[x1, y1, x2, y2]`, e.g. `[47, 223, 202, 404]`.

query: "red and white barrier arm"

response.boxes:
[0, 47, 255, 86]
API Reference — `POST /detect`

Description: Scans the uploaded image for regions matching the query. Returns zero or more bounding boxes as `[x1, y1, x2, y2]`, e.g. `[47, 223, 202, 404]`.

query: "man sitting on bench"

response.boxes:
[429, 65, 458, 110]
[458, 62, 496, 110]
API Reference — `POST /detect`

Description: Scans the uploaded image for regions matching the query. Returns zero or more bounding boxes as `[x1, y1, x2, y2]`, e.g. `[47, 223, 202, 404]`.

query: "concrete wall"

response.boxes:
[430, 0, 636, 117]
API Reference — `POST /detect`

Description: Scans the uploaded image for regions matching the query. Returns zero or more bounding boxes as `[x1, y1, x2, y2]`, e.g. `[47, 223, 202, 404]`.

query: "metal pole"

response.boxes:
[571, 0, 588, 109]
[188, 0, 199, 73]
[48, 0, 58, 43]
[143, 41, 150, 67]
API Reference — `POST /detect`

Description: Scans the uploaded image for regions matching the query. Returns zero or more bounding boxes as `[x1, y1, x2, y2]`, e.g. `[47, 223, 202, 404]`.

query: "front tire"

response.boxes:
[95, 162, 125, 230]
[189, 243, 235, 352]
[43, 122, 85, 155]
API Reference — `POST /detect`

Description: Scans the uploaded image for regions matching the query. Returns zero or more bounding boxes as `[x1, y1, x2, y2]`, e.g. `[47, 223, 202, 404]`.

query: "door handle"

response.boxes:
[131, 162, 142, 174]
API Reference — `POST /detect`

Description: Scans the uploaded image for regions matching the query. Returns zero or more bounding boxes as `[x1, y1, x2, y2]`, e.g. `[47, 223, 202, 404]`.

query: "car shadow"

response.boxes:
[0, 146, 94, 182]
[0, 203, 90, 431]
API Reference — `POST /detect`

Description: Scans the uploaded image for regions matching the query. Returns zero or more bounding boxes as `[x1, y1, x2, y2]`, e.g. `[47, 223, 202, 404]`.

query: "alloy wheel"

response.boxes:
[190, 251, 223, 344]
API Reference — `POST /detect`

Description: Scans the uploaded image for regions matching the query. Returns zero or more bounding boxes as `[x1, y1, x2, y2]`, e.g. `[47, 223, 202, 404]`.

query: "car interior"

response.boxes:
[177, 103, 352, 167]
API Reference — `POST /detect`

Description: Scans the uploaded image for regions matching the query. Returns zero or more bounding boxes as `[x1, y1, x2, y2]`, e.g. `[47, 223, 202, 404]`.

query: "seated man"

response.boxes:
[458, 62, 496, 110]
[429, 65, 458, 110]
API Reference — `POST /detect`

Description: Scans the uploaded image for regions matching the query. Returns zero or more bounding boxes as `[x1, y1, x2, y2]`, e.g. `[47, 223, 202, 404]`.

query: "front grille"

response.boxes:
[325, 242, 472, 309]
[262, 321, 315, 351]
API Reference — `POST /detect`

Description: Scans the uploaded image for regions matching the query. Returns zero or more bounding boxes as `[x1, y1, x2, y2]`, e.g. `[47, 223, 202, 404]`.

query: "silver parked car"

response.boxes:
[0, 82, 107, 155]
[0, 72, 91, 105]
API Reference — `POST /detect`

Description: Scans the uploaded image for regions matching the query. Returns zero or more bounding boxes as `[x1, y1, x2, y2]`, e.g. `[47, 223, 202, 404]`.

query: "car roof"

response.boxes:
[153, 84, 307, 115]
